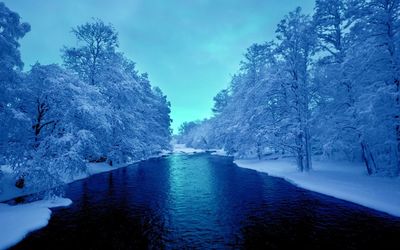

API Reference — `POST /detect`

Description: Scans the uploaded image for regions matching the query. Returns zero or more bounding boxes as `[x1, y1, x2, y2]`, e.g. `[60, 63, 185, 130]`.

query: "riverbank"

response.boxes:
[0, 162, 132, 202]
[0, 162, 127, 250]
[0, 197, 72, 250]
[0, 152, 170, 250]
[173, 144, 228, 156]
[0, 151, 171, 203]
[173, 143, 205, 154]
[2, 152, 400, 249]
[235, 158, 400, 217]
[172, 144, 400, 217]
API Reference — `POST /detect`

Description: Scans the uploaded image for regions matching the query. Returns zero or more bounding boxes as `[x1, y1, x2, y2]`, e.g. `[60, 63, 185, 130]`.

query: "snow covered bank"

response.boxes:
[86, 161, 136, 176]
[172, 144, 228, 156]
[210, 149, 228, 156]
[0, 165, 23, 203]
[0, 153, 171, 248]
[0, 163, 126, 202]
[0, 197, 72, 250]
[173, 144, 205, 154]
[0, 153, 170, 203]
[235, 159, 400, 217]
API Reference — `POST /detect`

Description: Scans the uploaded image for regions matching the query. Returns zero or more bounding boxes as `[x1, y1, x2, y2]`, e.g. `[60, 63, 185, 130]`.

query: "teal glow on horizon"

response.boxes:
[3, 0, 314, 133]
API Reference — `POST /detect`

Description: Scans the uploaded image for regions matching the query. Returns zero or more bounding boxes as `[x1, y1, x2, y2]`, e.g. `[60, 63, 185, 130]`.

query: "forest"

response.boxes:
[177, 0, 400, 176]
[1, 1, 400, 249]
[0, 2, 172, 193]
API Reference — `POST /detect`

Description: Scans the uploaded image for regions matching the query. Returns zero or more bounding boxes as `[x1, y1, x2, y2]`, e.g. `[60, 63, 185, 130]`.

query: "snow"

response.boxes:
[171, 144, 227, 156]
[0, 152, 172, 249]
[0, 197, 72, 250]
[0, 148, 174, 202]
[0, 160, 135, 249]
[210, 149, 228, 156]
[0, 165, 28, 203]
[235, 158, 400, 217]
[173, 144, 205, 154]
[86, 161, 143, 176]
[0, 164, 99, 202]
[0, 160, 144, 202]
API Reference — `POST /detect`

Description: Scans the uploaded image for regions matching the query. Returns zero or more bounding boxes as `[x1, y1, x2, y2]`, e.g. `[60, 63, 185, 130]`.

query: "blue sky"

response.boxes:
[4, 0, 314, 133]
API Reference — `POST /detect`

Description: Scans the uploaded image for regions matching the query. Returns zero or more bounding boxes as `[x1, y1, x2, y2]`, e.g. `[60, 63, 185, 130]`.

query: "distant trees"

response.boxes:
[178, 1, 400, 176]
[177, 120, 214, 149]
[0, 3, 172, 192]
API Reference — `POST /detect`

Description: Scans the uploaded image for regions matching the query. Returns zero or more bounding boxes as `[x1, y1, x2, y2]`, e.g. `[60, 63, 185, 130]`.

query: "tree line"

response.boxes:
[178, 0, 400, 176]
[0, 2, 172, 191]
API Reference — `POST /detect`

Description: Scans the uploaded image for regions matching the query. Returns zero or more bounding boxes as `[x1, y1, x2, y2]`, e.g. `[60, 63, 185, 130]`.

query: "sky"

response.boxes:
[4, 0, 314, 133]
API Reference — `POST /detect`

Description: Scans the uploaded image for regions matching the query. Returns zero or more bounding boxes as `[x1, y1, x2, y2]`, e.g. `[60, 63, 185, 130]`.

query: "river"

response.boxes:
[12, 153, 400, 249]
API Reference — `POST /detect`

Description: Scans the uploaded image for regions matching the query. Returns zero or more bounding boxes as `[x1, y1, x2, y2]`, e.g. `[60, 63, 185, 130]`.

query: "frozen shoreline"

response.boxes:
[234, 158, 400, 217]
[173, 144, 400, 217]
[0, 197, 72, 250]
[2, 147, 399, 249]
[0, 151, 171, 203]
[173, 143, 205, 154]
[0, 160, 130, 250]
[0, 152, 170, 250]
[0, 162, 130, 202]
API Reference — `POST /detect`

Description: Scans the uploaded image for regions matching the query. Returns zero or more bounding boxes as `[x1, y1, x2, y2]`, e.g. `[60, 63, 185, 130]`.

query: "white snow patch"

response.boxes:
[173, 144, 205, 154]
[235, 158, 400, 217]
[210, 149, 228, 156]
[87, 162, 119, 176]
[0, 197, 72, 250]
[85, 161, 140, 176]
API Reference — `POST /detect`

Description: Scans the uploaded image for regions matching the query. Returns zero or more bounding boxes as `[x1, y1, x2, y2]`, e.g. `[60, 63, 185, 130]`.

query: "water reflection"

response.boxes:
[12, 154, 400, 250]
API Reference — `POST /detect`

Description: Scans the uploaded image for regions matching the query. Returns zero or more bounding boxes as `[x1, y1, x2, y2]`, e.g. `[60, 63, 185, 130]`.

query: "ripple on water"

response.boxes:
[11, 154, 400, 250]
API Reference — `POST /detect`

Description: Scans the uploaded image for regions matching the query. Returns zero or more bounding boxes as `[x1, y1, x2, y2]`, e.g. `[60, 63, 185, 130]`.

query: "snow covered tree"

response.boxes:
[0, 2, 30, 162]
[312, 0, 364, 164]
[313, 0, 399, 175]
[62, 21, 172, 165]
[62, 19, 118, 85]
[313, 0, 364, 62]
[274, 7, 317, 171]
[212, 89, 230, 114]
[8, 64, 96, 190]
[0, 2, 30, 81]
[365, 0, 400, 174]
[178, 1, 399, 177]
[334, 0, 400, 175]
[0, 3, 173, 195]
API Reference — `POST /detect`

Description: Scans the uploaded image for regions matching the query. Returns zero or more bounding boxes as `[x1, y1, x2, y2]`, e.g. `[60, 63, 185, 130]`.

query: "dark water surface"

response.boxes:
[12, 154, 400, 249]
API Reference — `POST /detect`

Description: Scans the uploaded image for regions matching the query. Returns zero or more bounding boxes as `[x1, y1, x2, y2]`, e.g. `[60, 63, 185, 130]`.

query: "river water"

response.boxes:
[12, 154, 400, 249]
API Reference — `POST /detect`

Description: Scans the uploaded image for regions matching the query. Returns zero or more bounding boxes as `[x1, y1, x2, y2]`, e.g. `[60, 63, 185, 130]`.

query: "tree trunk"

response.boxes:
[360, 140, 377, 175]
[297, 150, 304, 172]
[296, 132, 304, 172]
[395, 78, 400, 175]
[256, 142, 262, 160]
[304, 126, 312, 171]
[383, 3, 400, 175]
